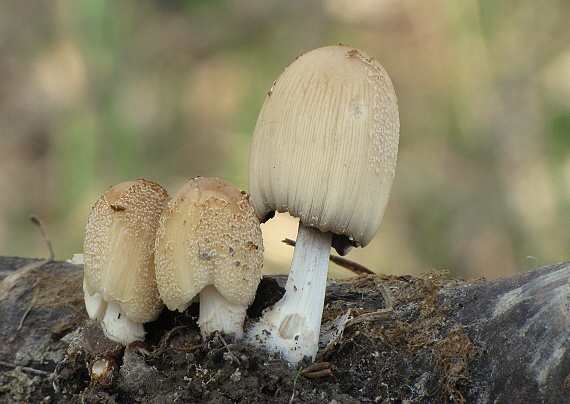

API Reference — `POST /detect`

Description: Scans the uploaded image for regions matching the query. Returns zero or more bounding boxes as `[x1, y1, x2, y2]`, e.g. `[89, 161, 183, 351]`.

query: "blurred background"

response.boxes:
[1, 0, 569, 280]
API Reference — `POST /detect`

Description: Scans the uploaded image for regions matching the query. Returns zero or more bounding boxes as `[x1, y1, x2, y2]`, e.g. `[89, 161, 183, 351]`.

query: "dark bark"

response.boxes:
[0, 256, 568, 403]
[438, 262, 570, 403]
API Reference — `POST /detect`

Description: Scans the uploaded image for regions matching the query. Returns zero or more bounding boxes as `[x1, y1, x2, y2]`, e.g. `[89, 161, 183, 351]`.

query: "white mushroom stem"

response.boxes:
[100, 301, 146, 345]
[198, 285, 248, 339]
[83, 280, 107, 320]
[249, 223, 332, 365]
[83, 279, 146, 345]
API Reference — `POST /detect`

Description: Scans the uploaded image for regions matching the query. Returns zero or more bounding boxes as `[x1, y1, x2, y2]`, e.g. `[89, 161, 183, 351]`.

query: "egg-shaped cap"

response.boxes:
[248, 45, 400, 254]
[83, 179, 169, 323]
[155, 177, 263, 312]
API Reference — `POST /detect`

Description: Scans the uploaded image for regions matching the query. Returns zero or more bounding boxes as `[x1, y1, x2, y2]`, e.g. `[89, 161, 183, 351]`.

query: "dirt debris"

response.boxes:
[49, 271, 480, 403]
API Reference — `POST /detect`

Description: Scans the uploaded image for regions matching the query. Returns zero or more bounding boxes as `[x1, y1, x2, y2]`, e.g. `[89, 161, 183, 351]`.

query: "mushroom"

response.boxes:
[247, 45, 400, 364]
[154, 177, 264, 339]
[83, 179, 169, 345]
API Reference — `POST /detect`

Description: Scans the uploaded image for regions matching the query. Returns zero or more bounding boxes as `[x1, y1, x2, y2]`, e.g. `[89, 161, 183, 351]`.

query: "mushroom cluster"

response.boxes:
[82, 177, 263, 344]
[247, 45, 400, 364]
[79, 44, 399, 367]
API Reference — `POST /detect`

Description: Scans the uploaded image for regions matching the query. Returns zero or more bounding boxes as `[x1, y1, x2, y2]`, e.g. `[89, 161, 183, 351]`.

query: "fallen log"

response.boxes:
[0, 256, 568, 403]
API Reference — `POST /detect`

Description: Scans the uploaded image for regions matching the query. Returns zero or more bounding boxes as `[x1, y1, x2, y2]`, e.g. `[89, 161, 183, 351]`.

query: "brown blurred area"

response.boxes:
[1, 0, 569, 280]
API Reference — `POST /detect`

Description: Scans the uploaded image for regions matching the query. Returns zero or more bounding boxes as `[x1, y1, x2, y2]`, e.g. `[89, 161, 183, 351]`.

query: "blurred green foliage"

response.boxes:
[1, 0, 569, 279]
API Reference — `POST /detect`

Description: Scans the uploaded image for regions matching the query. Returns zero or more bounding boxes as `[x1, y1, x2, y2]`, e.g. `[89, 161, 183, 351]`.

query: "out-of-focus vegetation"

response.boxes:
[1, 0, 569, 280]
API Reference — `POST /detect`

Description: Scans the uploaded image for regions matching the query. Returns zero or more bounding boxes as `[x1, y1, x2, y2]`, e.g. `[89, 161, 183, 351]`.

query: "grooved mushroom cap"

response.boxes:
[154, 177, 264, 312]
[83, 179, 169, 323]
[248, 45, 400, 254]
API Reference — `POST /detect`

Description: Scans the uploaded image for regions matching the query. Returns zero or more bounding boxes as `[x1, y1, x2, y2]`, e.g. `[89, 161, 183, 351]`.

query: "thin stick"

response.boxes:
[0, 360, 52, 377]
[345, 309, 393, 328]
[282, 238, 376, 275]
[30, 215, 55, 261]
[18, 280, 39, 330]
[0, 218, 54, 300]
[214, 331, 241, 365]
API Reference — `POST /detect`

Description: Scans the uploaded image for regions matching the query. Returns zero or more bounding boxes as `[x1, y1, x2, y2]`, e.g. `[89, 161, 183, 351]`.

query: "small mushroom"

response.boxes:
[83, 179, 169, 345]
[154, 177, 264, 339]
[247, 45, 400, 364]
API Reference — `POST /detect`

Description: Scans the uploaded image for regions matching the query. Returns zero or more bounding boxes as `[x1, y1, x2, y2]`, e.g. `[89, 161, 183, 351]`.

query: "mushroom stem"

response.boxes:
[101, 301, 146, 345]
[83, 277, 147, 346]
[83, 279, 107, 320]
[198, 285, 248, 339]
[249, 222, 332, 365]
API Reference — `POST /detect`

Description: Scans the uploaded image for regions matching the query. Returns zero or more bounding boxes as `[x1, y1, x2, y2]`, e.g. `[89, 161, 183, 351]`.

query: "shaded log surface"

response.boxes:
[0, 256, 568, 403]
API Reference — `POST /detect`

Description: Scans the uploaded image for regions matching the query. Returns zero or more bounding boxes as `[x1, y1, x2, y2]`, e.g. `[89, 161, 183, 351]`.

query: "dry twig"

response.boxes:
[282, 238, 376, 275]
[0, 216, 54, 300]
[0, 360, 52, 377]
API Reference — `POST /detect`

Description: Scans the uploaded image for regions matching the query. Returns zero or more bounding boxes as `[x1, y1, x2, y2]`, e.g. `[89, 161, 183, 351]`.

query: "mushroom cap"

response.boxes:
[83, 179, 169, 323]
[248, 45, 400, 253]
[154, 177, 264, 312]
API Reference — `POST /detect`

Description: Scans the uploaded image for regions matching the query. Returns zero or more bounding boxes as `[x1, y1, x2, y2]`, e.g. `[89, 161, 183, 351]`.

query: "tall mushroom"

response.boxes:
[83, 179, 169, 345]
[154, 177, 264, 339]
[247, 45, 400, 364]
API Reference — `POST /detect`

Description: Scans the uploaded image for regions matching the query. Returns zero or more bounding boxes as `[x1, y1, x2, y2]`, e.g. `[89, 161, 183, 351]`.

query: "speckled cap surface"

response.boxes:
[83, 179, 169, 323]
[154, 177, 263, 312]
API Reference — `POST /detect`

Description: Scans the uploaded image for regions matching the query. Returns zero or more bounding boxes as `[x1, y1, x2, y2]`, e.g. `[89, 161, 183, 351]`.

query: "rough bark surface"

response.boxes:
[0, 256, 568, 403]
